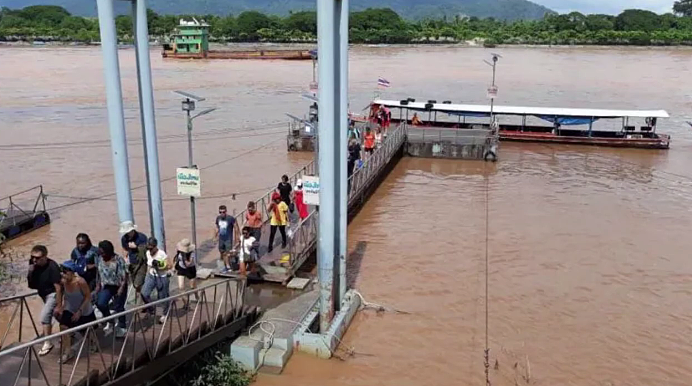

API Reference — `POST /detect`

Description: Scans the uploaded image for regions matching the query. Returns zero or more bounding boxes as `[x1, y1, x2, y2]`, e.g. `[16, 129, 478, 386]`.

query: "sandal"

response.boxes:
[38, 341, 54, 356]
[57, 351, 75, 364]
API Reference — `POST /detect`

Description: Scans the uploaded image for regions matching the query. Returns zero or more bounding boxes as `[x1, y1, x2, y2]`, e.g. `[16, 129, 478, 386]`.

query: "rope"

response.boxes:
[484, 166, 491, 386]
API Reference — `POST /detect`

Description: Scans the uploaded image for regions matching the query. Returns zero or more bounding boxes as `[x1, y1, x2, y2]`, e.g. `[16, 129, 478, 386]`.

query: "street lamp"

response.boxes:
[173, 90, 216, 261]
[483, 53, 501, 130]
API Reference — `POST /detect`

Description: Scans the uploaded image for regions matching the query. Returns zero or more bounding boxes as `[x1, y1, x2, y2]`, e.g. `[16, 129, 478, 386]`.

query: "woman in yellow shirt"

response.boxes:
[267, 192, 288, 253]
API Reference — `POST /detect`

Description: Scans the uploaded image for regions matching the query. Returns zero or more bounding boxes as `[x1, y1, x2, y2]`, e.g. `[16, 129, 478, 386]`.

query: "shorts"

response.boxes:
[58, 310, 96, 329]
[218, 239, 232, 253]
[40, 293, 57, 325]
[176, 265, 197, 280]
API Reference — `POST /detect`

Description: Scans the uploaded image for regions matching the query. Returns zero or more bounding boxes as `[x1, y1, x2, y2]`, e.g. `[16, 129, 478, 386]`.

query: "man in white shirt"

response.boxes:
[140, 237, 172, 324]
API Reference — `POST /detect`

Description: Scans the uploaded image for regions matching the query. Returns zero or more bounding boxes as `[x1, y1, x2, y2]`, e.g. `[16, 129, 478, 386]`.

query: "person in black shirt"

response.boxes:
[26, 245, 62, 356]
[347, 137, 362, 190]
[277, 174, 293, 211]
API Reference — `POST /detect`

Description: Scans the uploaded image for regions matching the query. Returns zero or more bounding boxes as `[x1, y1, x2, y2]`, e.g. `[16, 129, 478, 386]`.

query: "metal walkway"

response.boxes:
[226, 123, 407, 283]
[0, 278, 258, 386]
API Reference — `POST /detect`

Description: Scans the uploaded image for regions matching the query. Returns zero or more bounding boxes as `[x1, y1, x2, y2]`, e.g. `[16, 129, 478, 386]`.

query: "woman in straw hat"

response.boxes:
[174, 239, 198, 309]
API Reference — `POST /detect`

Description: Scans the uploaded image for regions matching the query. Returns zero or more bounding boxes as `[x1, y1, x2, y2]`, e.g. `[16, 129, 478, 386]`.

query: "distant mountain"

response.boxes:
[2, 0, 554, 21]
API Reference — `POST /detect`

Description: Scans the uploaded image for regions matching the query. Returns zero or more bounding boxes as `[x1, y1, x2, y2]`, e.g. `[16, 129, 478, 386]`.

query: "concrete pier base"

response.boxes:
[294, 289, 362, 359]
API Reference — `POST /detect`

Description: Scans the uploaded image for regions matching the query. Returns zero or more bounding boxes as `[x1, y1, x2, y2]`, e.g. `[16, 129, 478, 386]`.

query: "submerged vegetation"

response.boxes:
[1, 3, 692, 46]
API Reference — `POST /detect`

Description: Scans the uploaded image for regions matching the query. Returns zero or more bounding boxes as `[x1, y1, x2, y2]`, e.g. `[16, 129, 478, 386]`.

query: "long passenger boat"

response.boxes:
[369, 99, 671, 150]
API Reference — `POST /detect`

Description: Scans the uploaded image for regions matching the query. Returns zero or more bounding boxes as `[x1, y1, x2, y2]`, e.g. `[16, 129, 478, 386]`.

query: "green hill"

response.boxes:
[2, 0, 554, 21]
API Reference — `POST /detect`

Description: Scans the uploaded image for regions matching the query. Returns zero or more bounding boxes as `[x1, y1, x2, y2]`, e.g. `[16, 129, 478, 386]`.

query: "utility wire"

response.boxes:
[45, 136, 284, 212]
[0, 124, 286, 151]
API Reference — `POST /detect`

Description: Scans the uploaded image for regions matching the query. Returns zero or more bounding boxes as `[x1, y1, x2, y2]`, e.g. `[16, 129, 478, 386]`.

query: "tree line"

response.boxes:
[1, 3, 692, 46]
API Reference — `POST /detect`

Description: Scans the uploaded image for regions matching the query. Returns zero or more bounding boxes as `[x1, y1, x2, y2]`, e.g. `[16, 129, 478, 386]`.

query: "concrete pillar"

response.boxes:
[134, 0, 166, 249]
[131, 1, 155, 237]
[96, 0, 134, 230]
[337, 0, 349, 308]
[317, 0, 339, 332]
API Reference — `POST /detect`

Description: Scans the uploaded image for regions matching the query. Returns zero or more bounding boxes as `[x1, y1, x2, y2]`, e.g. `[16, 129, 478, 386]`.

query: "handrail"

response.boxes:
[0, 277, 246, 386]
[283, 123, 406, 269]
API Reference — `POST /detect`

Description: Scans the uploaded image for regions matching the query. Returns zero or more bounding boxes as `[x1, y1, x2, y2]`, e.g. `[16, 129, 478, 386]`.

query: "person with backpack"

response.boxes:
[174, 239, 198, 309]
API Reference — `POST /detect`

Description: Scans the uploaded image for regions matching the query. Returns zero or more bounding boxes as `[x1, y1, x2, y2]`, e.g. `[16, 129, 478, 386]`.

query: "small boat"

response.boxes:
[370, 99, 671, 150]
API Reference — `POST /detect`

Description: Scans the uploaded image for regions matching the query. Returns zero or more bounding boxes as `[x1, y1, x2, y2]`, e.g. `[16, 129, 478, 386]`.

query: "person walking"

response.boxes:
[174, 239, 198, 309]
[141, 237, 172, 324]
[267, 192, 288, 254]
[294, 179, 309, 221]
[237, 227, 259, 276]
[27, 245, 61, 356]
[94, 240, 128, 338]
[54, 261, 97, 364]
[277, 174, 293, 212]
[245, 201, 263, 243]
[214, 205, 239, 273]
[363, 127, 376, 158]
[70, 233, 98, 278]
[120, 223, 147, 265]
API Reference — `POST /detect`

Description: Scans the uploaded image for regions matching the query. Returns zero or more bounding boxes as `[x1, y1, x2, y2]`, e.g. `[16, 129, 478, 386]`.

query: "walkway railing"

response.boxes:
[406, 126, 494, 146]
[283, 123, 407, 271]
[0, 278, 248, 386]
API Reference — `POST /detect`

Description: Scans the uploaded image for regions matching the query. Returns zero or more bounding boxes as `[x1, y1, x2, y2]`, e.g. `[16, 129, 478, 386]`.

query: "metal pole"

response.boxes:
[186, 109, 198, 263]
[317, 0, 338, 332]
[337, 0, 349, 307]
[490, 57, 497, 124]
[131, 0, 154, 238]
[96, 0, 134, 228]
[135, 0, 166, 249]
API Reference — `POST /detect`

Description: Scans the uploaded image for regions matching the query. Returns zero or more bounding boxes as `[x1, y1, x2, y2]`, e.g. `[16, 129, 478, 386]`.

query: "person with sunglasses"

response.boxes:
[54, 261, 97, 364]
[26, 245, 61, 356]
[213, 205, 239, 273]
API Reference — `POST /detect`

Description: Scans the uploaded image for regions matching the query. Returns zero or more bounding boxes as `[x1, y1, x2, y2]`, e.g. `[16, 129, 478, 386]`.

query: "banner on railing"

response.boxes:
[303, 176, 320, 205]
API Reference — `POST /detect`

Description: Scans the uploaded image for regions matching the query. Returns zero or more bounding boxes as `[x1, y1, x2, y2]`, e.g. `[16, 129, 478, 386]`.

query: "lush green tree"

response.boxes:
[236, 11, 273, 40]
[17, 5, 69, 25]
[674, 0, 692, 16]
[615, 9, 661, 32]
[283, 11, 316, 34]
[585, 14, 615, 31]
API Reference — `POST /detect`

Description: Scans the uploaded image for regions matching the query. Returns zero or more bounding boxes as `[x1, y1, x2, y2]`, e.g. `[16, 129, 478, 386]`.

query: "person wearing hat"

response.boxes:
[54, 260, 96, 364]
[174, 239, 198, 309]
[267, 191, 289, 254]
[120, 222, 148, 265]
[294, 179, 309, 221]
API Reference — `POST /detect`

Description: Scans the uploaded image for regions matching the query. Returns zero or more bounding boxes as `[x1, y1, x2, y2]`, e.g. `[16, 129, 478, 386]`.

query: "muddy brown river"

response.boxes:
[1, 45, 691, 385]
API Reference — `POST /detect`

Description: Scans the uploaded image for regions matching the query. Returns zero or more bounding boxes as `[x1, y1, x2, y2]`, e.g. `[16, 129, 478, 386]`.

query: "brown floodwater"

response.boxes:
[2, 45, 692, 385]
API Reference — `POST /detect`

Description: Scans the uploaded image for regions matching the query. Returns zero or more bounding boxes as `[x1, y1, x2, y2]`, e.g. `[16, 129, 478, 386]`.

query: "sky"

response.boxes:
[534, 0, 676, 15]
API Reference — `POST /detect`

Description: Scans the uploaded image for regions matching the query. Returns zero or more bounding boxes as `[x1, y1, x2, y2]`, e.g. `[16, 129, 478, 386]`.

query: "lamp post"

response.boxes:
[174, 91, 216, 262]
[483, 53, 501, 127]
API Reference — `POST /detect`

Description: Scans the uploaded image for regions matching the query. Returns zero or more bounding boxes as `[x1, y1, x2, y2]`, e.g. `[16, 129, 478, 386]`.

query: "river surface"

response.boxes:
[1, 45, 692, 385]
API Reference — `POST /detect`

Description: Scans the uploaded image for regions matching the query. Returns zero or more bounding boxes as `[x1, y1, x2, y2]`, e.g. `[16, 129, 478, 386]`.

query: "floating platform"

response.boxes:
[0, 186, 50, 242]
[162, 49, 314, 60]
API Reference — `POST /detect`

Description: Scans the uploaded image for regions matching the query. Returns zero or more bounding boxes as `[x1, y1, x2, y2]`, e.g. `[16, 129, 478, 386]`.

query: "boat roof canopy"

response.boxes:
[373, 99, 669, 119]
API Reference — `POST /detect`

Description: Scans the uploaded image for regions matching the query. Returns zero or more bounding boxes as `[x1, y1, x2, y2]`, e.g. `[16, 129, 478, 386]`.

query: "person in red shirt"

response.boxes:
[294, 179, 309, 220]
[363, 127, 376, 157]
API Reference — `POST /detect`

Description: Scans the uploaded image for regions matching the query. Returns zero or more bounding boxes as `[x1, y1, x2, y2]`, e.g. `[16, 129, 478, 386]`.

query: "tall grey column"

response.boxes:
[134, 0, 166, 249]
[96, 0, 134, 229]
[317, 0, 338, 332]
[336, 0, 349, 308]
[131, 0, 155, 238]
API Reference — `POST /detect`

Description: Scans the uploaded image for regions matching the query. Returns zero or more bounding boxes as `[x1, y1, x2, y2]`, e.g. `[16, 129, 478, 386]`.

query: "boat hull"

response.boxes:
[162, 49, 313, 60]
[499, 131, 670, 149]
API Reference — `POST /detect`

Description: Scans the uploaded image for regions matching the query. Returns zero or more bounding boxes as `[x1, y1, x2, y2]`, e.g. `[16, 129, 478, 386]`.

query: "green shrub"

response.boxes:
[190, 354, 253, 386]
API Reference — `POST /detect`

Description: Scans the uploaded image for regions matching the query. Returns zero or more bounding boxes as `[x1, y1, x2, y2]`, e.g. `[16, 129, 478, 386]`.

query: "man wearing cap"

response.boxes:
[120, 222, 148, 265]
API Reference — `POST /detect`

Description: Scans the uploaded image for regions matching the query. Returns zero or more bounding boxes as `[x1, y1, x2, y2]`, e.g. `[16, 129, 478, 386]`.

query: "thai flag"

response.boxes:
[377, 77, 390, 88]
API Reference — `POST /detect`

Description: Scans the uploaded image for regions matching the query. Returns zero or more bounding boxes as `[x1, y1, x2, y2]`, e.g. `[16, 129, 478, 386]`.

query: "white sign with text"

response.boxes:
[176, 167, 201, 197]
[303, 175, 320, 205]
